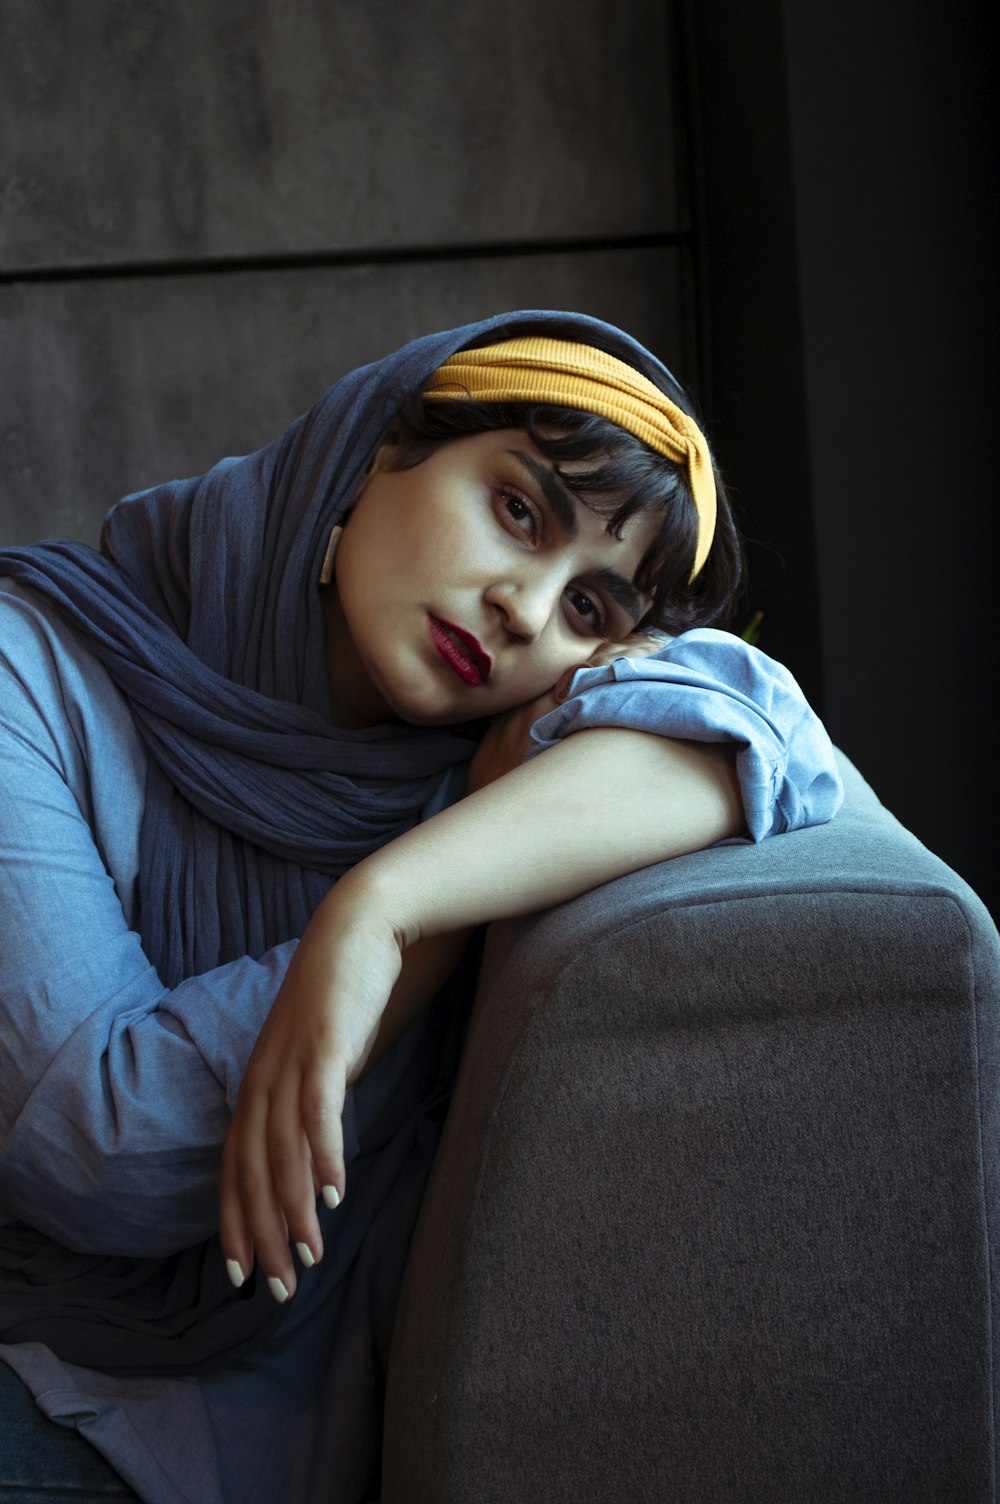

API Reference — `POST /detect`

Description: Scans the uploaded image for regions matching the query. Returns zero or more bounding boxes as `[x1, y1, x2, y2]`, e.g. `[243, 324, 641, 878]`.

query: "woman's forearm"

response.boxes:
[219, 729, 742, 1296]
[358, 729, 741, 1071]
[345, 728, 744, 944]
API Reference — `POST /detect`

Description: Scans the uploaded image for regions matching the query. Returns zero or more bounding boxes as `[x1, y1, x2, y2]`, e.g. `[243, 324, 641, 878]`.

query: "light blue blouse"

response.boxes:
[0, 576, 842, 1502]
[530, 631, 843, 841]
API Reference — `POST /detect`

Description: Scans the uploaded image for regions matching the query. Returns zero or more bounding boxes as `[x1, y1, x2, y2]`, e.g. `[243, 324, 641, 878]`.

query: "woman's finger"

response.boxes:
[583, 631, 668, 672]
[230, 1086, 300, 1303]
[299, 1052, 348, 1211]
[221, 1062, 307, 1303]
[220, 1079, 292, 1295]
[265, 1085, 325, 1277]
[219, 1116, 254, 1290]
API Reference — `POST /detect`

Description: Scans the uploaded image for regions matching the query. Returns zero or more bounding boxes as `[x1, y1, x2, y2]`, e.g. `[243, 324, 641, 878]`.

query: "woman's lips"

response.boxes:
[428, 616, 492, 687]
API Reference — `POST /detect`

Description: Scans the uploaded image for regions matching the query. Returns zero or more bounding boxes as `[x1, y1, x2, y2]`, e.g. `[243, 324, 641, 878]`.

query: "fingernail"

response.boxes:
[322, 1184, 341, 1210]
[225, 1258, 245, 1290]
[296, 1242, 316, 1269]
[267, 1276, 290, 1304]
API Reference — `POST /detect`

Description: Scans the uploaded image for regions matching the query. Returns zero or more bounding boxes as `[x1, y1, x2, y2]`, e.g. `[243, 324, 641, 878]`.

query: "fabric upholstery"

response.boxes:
[5, 749, 996, 1500]
[384, 752, 1000, 1502]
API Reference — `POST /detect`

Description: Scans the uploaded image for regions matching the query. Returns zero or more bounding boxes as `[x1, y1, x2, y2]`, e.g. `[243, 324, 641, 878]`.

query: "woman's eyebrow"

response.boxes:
[594, 568, 645, 625]
[507, 450, 579, 537]
[507, 449, 646, 624]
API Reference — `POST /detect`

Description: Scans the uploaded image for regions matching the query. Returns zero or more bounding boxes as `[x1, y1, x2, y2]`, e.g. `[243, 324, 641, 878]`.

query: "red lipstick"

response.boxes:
[428, 616, 492, 686]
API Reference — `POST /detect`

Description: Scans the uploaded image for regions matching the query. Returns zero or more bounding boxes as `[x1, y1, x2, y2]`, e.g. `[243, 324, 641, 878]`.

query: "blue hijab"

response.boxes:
[0, 312, 693, 1374]
[0, 310, 682, 987]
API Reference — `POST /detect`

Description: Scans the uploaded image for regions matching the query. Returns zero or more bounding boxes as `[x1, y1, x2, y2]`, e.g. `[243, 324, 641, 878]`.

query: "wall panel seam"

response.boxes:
[0, 233, 692, 288]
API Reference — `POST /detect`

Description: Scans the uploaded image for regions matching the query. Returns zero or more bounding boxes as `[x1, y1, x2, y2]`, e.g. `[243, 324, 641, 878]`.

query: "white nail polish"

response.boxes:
[296, 1242, 316, 1268]
[225, 1259, 245, 1290]
[322, 1184, 341, 1209]
[267, 1276, 290, 1304]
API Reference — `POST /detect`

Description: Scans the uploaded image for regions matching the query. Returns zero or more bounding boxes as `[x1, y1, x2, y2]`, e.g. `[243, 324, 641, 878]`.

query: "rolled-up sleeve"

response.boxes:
[526, 628, 844, 839]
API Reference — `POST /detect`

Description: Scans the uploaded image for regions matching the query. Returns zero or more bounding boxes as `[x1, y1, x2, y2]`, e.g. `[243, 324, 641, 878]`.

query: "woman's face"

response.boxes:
[323, 428, 661, 729]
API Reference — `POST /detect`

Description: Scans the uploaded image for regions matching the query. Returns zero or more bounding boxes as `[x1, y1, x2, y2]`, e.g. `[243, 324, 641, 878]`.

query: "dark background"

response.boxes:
[685, 0, 998, 918]
[1, 0, 996, 915]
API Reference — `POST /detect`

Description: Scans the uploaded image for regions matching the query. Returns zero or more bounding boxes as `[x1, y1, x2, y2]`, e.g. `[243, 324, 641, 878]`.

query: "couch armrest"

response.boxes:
[384, 753, 1000, 1503]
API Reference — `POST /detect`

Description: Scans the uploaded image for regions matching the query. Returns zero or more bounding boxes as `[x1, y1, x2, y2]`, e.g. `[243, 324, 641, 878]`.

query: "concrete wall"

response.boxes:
[0, 0, 691, 543]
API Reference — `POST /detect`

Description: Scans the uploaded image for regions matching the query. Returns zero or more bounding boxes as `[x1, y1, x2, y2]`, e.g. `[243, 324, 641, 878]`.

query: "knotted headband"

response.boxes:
[0, 309, 708, 1376]
[422, 335, 718, 577]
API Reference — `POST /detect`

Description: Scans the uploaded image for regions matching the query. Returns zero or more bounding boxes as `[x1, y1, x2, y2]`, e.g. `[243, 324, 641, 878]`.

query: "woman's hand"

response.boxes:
[222, 692, 742, 1302]
[468, 630, 668, 792]
[219, 876, 404, 1303]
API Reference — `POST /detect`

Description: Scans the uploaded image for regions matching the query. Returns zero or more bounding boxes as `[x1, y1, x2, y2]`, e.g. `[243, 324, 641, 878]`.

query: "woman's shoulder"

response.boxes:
[0, 575, 145, 786]
[1, 574, 107, 703]
[1, 573, 81, 645]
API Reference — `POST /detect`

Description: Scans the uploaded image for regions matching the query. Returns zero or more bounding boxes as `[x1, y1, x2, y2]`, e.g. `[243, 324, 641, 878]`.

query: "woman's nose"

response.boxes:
[484, 574, 562, 642]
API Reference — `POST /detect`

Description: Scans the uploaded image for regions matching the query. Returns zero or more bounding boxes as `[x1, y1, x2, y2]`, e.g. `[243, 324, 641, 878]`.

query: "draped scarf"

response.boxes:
[0, 310, 681, 987]
[0, 311, 683, 1375]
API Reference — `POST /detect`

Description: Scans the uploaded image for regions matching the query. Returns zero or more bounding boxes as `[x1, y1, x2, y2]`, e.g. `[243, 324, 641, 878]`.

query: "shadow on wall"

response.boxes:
[682, 0, 998, 917]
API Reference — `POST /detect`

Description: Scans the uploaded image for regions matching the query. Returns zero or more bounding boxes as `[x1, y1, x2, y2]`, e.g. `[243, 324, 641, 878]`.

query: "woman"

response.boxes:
[0, 311, 841, 1502]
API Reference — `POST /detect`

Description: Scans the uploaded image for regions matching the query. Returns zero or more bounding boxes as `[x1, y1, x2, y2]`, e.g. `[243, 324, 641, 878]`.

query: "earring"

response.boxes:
[318, 524, 344, 585]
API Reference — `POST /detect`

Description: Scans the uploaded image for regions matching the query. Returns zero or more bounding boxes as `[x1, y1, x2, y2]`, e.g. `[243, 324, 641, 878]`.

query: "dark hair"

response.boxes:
[385, 392, 745, 635]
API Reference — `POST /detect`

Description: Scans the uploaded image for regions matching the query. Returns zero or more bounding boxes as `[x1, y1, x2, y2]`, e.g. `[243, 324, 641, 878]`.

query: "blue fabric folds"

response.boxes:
[0, 310, 683, 986]
[0, 310, 842, 1404]
[530, 630, 843, 839]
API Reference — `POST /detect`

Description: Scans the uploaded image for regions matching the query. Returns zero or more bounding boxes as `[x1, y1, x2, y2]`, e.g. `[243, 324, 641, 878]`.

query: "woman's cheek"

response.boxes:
[504, 655, 579, 712]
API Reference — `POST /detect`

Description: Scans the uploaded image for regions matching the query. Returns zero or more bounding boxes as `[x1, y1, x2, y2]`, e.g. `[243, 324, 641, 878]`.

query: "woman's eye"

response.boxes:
[566, 587, 606, 633]
[498, 489, 538, 537]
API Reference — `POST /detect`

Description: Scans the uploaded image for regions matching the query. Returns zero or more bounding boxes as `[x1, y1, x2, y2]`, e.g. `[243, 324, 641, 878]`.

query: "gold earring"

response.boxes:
[318, 524, 344, 585]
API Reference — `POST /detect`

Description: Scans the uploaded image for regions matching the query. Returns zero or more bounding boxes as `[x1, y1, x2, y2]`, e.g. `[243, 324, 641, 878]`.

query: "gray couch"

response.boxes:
[4, 752, 997, 1501]
[383, 751, 1000, 1502]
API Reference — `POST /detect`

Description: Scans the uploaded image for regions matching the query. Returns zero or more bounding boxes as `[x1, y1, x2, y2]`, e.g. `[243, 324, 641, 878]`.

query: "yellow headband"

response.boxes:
[422, 336, 717, 577]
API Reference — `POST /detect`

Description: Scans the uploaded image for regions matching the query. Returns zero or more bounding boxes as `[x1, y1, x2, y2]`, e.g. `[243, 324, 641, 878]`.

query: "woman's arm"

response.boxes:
[0, 585, 303, 1258]
[219, 727, 743, 1298]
